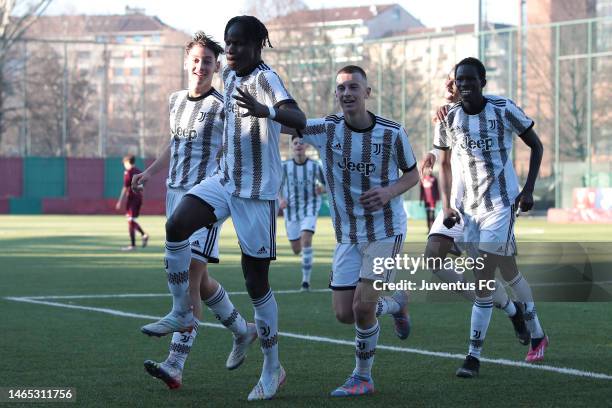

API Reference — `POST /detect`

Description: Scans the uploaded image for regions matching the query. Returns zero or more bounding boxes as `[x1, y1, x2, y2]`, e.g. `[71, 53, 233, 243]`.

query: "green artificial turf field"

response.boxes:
[1, 215, 611, 407]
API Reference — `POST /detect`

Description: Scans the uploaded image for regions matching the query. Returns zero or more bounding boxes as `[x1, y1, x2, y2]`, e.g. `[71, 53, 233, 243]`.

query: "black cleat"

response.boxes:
[300, 281, 310, 292]
[456, 355, 480, 378]
[510, 301, 530, 346]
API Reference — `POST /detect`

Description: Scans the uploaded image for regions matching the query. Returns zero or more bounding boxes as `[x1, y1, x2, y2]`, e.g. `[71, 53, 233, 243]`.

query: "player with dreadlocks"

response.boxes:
[141, 15, 306, 401]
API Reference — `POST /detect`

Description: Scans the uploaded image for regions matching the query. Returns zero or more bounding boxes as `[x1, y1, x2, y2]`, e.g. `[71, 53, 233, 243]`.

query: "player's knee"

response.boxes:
[290, 242, 301, 255]
[334, 308, 354, 324]
[352, 300, 375, 321]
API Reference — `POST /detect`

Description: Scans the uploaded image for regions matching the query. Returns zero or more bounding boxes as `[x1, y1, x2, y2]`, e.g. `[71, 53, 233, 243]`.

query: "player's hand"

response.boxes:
[515, 189, 534, 213]
[115, 201, 121, 211]
[432, 104, 449, 123]
[279, 199, 287, 210]
[232, 87, 269, 118]
[131, 171, 149, 192]
[359, 187, 393, 212]
[442, 207, 460, 229]
[420, 152, 436, 175]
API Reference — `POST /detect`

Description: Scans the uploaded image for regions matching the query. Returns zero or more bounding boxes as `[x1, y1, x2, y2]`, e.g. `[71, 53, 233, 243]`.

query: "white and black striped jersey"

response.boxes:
[166, 88, 224, 190]
[433, 105, 464, 210]
[301, 112, 417, 244]
[433, 96, 534, 215]
[280, 158, 325, 221]
[219, 62, 295, 200]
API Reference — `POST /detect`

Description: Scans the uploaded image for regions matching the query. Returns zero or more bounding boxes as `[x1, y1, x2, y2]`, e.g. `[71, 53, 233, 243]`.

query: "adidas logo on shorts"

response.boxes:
[257, 246, 268, 255]
[192, 240, 200, 247]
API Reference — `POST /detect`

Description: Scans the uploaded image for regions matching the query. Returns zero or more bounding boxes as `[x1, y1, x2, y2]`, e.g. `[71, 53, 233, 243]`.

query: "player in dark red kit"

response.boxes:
[420, 168, 439, 231]
[116, 154, 149, 251]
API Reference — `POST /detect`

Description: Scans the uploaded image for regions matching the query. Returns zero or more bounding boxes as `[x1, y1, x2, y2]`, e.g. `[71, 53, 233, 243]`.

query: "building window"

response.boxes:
[115, 36, 125, 43]
[77, 51, 90, 59]
[152, 34, 161, 43]
[146, 66, 156, 75]
[131, 67, 141, 76]
[114, 68, 124, 76]
[133, 35, 143, 42]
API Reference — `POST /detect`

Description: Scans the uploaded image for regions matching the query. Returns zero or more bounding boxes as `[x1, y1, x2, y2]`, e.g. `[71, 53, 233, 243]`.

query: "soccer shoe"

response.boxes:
[247, 365, 286, 401]
[330, 375, 375, 397]
[142, 234, 149, 248]
[121, 245, 136, 251]
[144, 360, 182, 389]
[141, 312, 194, 337]
[226, 322, 258, 370]
[525, 335, 549, 362]
[509, 301, 530, 345]
[456, 355, 480, 378]
[300, 282, 310, 292]
[391, 290, 411, 340]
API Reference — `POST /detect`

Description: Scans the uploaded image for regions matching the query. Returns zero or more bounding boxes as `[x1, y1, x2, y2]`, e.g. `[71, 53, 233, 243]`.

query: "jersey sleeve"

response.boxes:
[395, 127, 417, 172]
[257, 70, 295, 108]
[316, 161, 326, 186]
[300, 118, 327, 149]
[433, 120, 450, 150]
[280, 162, 289, 199]
[123, 171, 131, 188]
[504, 98, 534, 136]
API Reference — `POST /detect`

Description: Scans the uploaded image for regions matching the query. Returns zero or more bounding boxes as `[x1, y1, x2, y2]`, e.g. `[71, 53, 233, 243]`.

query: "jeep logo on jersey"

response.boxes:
[338, 157, 376, 176]
[171, 126, 198, 141]
[460, 135, 493, 151]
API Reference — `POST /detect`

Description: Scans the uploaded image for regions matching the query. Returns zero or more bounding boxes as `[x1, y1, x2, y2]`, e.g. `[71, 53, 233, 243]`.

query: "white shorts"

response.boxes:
[329, 234, 405, 290]
[285, 215, 318, 241]
[428, 210, 464, 255]
[186, 173, 277, 259]
[462, 205, 517, 257]
[167, 188, 221, 264]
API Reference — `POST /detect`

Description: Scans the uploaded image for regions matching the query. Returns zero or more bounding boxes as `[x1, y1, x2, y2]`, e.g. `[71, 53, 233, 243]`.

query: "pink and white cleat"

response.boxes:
[525, 335, 549, 362]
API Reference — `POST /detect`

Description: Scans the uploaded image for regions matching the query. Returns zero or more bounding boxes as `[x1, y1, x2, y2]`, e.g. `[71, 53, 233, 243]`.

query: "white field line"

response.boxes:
[14, 280, 612, 301]
[15, 288, 331, 300]
[3, 295, 612, 381]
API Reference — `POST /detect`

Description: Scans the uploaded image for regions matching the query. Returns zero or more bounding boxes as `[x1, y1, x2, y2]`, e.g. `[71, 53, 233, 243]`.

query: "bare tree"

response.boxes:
[0, 0, 52, 145]
[243, 0, 307, 23]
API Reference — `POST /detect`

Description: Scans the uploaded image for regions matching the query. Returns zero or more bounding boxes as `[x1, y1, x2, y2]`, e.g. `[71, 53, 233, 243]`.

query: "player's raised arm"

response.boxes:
[232, 85, 306, 130]
[516, 127, 543, 212]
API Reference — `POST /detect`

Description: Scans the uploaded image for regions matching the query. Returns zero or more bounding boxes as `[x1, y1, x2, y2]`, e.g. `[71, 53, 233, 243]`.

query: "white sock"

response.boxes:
[433, 264, 476, 302]
[376, 296, 400, 316]
[252, 289, 279, 377]
[204, 285, 247, 336]
[492, 280, 516, 317]
[165, 240, 192, 317]
[353, 321, 380, 379]
[508, 273, 545, 338]
[166, 320, 199, 370]
[468, 296, 493, 358]
[301, 246, 313, 284]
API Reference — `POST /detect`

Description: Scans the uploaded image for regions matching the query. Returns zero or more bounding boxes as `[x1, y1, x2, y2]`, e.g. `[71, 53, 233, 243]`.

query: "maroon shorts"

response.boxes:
[126, 198, 142, 218]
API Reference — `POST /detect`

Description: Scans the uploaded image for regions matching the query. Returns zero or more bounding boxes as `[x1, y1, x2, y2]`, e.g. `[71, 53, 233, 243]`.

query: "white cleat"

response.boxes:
[247, 366, 286, 401]
[141, 312, 194, 337]
[143, 360, 182, 389]
[226, 322, 258, 370]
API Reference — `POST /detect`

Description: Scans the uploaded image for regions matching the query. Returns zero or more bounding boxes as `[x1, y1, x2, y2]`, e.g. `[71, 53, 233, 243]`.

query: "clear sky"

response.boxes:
[44, 0, 518, 42]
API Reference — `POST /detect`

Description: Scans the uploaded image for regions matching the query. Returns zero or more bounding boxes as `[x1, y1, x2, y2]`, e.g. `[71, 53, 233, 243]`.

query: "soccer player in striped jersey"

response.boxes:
[116, 154, 148, 251]
[141, 16, 306, 401]
[279, 135, 326, 291]
[296, 65, 420, 396]
[134, 32, 256, 389]
[435, 57, 548, 378]
[422, 69, 530, 346]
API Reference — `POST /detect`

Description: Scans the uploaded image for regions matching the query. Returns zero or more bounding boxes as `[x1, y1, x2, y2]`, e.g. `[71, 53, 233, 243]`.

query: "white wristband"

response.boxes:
[268, 106, 276, 120]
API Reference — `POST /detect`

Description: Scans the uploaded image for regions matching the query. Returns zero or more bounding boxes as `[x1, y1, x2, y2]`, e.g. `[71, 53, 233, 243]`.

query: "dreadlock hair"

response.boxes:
[224, 15, 273, 49]
[455, 57, 486, 82]
[186, 31, 224, 59]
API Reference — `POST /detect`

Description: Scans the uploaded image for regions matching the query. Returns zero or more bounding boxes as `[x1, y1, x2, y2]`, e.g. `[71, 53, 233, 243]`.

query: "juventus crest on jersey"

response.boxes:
[166, 88, 224, 190]
[281, 159, 325, 222]
[219, 62, 295, 200]
[434, 95, 534, 215]
[301, 113, 416, 244]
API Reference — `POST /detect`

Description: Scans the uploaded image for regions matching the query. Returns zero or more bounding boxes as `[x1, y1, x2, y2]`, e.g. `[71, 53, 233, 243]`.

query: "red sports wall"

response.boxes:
[66, 158, 105, 199]
[0, 158, 23, 198]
